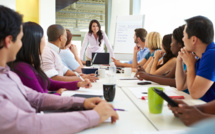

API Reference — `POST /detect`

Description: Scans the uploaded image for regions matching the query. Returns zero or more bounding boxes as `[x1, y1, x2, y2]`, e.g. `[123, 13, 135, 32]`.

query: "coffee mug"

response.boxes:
[103, 84, 116, 102]
[86, 60, 91, 66]
[95, 69, 106, 78]
[148, 87, 164, 114]
[124, 67, 132, 76]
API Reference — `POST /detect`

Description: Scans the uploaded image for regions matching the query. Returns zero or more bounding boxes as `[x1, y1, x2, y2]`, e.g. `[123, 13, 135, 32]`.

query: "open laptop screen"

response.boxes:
[92, 52, 109, 65]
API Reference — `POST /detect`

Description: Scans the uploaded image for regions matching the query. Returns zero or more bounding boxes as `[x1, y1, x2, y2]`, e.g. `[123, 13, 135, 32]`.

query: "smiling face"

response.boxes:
[9, 26, 23, 62]
[91, 22, 99, 34]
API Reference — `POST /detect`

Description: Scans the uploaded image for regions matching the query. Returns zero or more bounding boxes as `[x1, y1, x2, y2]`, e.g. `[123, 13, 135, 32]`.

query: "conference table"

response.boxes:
[62, 72, 205, 134]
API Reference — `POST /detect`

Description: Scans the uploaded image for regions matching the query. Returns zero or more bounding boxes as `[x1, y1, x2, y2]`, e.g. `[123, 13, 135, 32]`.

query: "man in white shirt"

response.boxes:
[41, 24, 98, 82]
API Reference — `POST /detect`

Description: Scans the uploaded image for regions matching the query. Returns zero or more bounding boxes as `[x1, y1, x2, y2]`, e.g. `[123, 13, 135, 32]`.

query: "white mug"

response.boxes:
[124, 67, 132, 77]
[95, 69, 106, 78]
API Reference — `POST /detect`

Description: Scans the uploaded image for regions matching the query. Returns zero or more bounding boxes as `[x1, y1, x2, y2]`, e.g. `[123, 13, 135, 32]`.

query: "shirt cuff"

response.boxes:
[54, 93, 61, 96]
[45, 69, 59, 78]
[81, 110, 100, 128]
[71, 97, 86, 110]
[63, 66, 69, 75]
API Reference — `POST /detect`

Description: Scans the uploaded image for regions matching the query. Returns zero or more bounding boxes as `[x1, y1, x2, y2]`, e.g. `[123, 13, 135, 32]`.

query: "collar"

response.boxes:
[140, 47, 148, 51]
[0, 65, 10, 74]
[48, 42, 60, 54]
[205, 42, 215, 51]
[201, 42, 215, 58]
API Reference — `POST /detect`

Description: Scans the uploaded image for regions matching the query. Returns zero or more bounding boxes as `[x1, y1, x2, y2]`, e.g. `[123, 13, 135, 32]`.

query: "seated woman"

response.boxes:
[135, 25, 185, 87]
[132, 32, 162, 70]
[145, 34, 176, 77]
[59, 29, 84, 73]
[10, 22, 91, 95]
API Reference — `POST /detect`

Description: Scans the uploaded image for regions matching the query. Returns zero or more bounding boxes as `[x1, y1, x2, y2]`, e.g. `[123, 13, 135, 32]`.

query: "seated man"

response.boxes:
[41, 24, 98, 82]
[112, 28, 149, 67]
[0, 6, 118, 134]
[175, 16, 215, 102]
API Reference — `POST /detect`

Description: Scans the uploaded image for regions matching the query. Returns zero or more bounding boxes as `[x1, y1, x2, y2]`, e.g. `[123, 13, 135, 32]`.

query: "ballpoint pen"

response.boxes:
[74, 72, 91, 87]
[74, 72, 85, 81]
[113, 108, 126, 111]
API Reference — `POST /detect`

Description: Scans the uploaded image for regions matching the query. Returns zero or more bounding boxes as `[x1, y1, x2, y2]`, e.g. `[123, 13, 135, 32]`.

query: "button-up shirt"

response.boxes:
[59, 48, 80, 71]
[0, 65, 99, 134]
[41, 42, 69, 78]
[80, 30, 114, 60]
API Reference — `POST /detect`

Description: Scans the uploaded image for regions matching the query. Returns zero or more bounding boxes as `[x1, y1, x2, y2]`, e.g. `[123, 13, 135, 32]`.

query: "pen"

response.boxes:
[74, 72, 85, 81]
[113, 108, 126, 111]
[74, 72, 91, 87]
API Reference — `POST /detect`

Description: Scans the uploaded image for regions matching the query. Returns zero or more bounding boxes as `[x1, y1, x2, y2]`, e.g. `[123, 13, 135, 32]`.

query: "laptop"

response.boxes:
[91, 52, 110, 65]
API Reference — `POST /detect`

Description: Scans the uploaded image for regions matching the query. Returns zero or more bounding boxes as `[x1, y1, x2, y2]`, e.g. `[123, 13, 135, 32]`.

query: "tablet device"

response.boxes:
[92, 52, 109, 65]
[153, 88, 178, 107]
[137, 82, 152, 85]
[72, 94, 103, 98]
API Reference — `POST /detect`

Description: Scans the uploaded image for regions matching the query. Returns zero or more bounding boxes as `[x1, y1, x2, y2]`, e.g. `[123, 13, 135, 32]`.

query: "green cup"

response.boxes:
[148, 87, 164, 114]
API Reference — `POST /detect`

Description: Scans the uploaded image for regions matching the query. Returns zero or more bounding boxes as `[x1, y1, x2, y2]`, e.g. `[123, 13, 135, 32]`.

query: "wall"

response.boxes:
[0, 0, 55, 41]
[39, 0, 55, 41]
[109, 0, 130, 61]
[140, 0, 215, 39]
[16, 0, 39, 23]
[109, 0, 130, 46]
[0, 0, 16, 10]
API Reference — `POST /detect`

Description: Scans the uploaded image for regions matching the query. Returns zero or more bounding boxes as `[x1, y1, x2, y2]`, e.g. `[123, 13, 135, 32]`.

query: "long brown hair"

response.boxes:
[88, 19, 103, 46]
[65, 29, 72, 47]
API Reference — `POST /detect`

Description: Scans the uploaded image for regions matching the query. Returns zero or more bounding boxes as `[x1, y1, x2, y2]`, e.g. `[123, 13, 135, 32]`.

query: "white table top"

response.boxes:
[62, 78, 157, 134]
[62, 73, 205, 133]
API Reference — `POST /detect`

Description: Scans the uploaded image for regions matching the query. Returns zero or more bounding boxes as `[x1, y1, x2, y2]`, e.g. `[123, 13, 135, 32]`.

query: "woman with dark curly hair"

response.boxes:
[80, 19, 114, 61]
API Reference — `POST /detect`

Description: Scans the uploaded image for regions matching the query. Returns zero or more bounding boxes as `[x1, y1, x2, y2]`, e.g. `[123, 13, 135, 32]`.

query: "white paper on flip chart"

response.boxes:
[128, 86, 178, 99]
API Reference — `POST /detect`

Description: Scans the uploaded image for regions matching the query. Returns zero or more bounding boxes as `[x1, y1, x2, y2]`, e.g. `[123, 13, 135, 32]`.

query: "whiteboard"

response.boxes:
[114, 15, 145, 54]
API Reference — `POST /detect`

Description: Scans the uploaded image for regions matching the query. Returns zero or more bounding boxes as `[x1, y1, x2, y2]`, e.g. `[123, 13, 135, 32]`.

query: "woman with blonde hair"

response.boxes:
[144, 34, 177, 76]
[132, 32, 162, 69]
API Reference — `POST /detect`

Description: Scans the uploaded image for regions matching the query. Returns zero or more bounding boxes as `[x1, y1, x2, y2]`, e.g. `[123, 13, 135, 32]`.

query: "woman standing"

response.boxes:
[80, 19, 114, 61]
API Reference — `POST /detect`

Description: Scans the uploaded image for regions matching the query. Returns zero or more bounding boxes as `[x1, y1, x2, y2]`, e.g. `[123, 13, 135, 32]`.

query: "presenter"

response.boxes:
[80, 19, 114, 61]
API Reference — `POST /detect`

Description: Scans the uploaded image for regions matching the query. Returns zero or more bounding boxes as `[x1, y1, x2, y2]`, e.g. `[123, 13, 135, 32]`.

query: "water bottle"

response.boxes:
[108, 62, 116, 84]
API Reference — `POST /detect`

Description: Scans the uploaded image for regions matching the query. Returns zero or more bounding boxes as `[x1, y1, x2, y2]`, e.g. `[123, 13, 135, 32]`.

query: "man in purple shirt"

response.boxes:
[0, 5, 118, 134]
